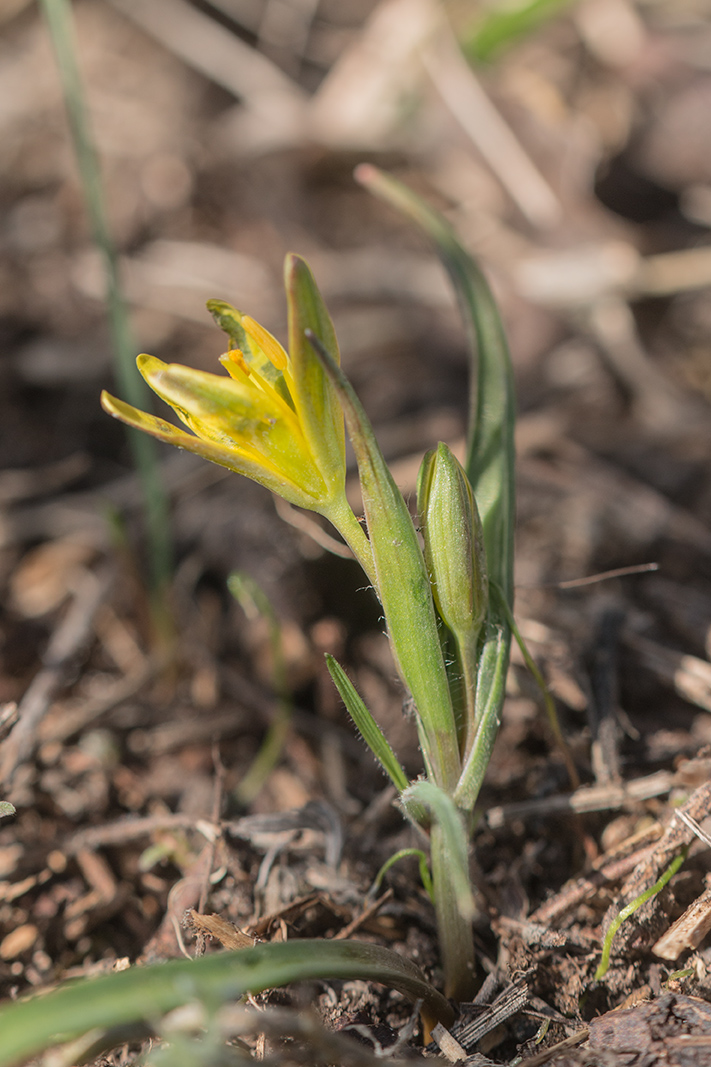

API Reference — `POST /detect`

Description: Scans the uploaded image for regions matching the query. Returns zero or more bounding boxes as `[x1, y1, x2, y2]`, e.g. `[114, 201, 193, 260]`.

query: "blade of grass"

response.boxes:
[492, 582, 579, 790]
[40, 0, 172, 592]
[461, 0, 574, 64]
[595, 849, 688, 980]
[356, 166, 516, 814]
[371, 848, 434, 902]
[326, 654, 409, 793]
[354, 165, 514, 604]
[0, 939, 454, 1066]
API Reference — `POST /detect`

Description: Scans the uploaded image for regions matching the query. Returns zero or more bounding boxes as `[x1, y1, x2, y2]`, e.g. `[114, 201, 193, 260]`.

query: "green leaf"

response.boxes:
[402, 781, 474, 920]
[306, 332, 460, 793]
[326, 654, 409, 793]
[453, 613, 510, 811]
[372, 848, 434, 902]
[355, 165, 516, 814]
[403, 780, 476, 1000]
[0, 939, 454, 1067]
[0, 803, 15, 820]
[354, 165, 514, 605]
[285, 254, 346, 500]
[460, 0, 574, 64]
[595, 849, 688, 981]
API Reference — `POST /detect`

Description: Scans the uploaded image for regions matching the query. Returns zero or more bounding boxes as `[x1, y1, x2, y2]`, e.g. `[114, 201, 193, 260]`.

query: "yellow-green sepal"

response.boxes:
[285, 254, 346, 499]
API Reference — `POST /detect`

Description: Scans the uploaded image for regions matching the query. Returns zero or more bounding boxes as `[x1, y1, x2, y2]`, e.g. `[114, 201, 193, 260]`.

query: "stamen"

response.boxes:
[242, 315, 288, 371]
[227, 348, 251, 376]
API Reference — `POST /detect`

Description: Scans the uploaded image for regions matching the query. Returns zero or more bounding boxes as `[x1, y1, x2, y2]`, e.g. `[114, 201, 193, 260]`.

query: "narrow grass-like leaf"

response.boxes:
[461, 0, 573, 64]
[326, 654, 409, 793]
[41, 0, 171, 591]
[356, 166, 516, 815]
[307, 331, 460, 793]
[372, 849, 434, 901]
[0, 939, 454, 1067]
[595, 849, 688, 981]
[492, 582, 580, 790]
[354, 165, 514, 604]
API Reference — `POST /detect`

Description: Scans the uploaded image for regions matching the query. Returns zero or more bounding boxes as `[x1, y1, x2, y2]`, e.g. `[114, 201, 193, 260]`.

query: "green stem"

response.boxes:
[431, 824, 476, 1000]
[325, 495, 378, 591]
[454, 617, 511, 812]
[457, 630, 481, 760]
[311, 332, 460, 793]
[40, 0, 172, 592]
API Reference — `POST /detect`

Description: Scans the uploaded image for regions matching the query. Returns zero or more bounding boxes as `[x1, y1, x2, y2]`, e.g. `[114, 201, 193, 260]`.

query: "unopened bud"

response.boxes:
[417, 443, 488, 644]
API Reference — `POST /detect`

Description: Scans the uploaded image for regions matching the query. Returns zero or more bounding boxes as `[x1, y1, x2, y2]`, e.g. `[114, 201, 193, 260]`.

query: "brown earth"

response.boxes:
[1, 1, 711, 1063]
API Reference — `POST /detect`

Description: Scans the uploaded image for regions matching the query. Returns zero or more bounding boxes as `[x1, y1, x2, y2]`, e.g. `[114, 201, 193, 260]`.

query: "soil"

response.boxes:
[1, 1, 711, 1064]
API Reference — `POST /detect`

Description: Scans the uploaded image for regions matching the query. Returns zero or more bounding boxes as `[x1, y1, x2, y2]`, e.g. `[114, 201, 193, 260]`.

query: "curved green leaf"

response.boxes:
[0, 939, 454, 1066]
[403, 780, 476, 1000]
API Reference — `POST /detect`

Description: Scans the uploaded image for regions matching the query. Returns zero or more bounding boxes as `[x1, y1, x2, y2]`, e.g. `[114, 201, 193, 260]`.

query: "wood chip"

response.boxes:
[0, 924, 38, 959]
[653, 885, 711, 961]
[185, 910, 256, 950]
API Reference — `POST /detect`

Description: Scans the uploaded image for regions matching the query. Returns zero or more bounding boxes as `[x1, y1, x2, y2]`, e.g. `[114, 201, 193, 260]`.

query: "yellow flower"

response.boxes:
[101, 255, 347, 515]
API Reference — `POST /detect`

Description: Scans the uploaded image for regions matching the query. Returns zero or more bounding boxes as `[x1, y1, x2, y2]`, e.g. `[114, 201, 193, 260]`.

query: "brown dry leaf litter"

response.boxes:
[1, 0, 711, 1063]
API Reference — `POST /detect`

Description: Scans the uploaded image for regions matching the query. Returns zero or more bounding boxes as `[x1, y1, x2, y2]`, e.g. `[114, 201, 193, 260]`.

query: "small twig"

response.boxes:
[197, 743, 226, 917]
[430, 1021, 468, 1063]
[624, 630, 711, 714]
[65, 813, 221, 855]
[553, 562, 659, 589]
[517, 1028, 590, 1067]
[107, 0, 306, 107]
[422, 25, 561, 229]
[0, 567, 113, 788]
[333, 889, 393, 941]
[486, 768, 674, 829]
[39, 655, 161, 743]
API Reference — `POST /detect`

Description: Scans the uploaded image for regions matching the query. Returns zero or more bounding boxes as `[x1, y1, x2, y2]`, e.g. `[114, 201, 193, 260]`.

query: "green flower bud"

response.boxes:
[417, 443, 488, 646]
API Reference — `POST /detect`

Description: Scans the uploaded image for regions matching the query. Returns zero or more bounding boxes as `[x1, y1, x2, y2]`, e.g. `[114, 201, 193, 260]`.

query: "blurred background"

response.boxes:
[1, 0, 711, 1000]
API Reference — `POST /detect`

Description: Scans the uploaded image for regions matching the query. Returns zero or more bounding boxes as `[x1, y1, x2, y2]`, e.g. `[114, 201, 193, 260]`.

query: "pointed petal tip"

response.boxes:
[100, 389, 117, 415]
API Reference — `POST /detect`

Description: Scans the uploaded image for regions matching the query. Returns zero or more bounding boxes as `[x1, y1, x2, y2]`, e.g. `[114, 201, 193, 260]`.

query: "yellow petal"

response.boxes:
[241, 315, 289, 371]
[100, 391, 323, 508]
